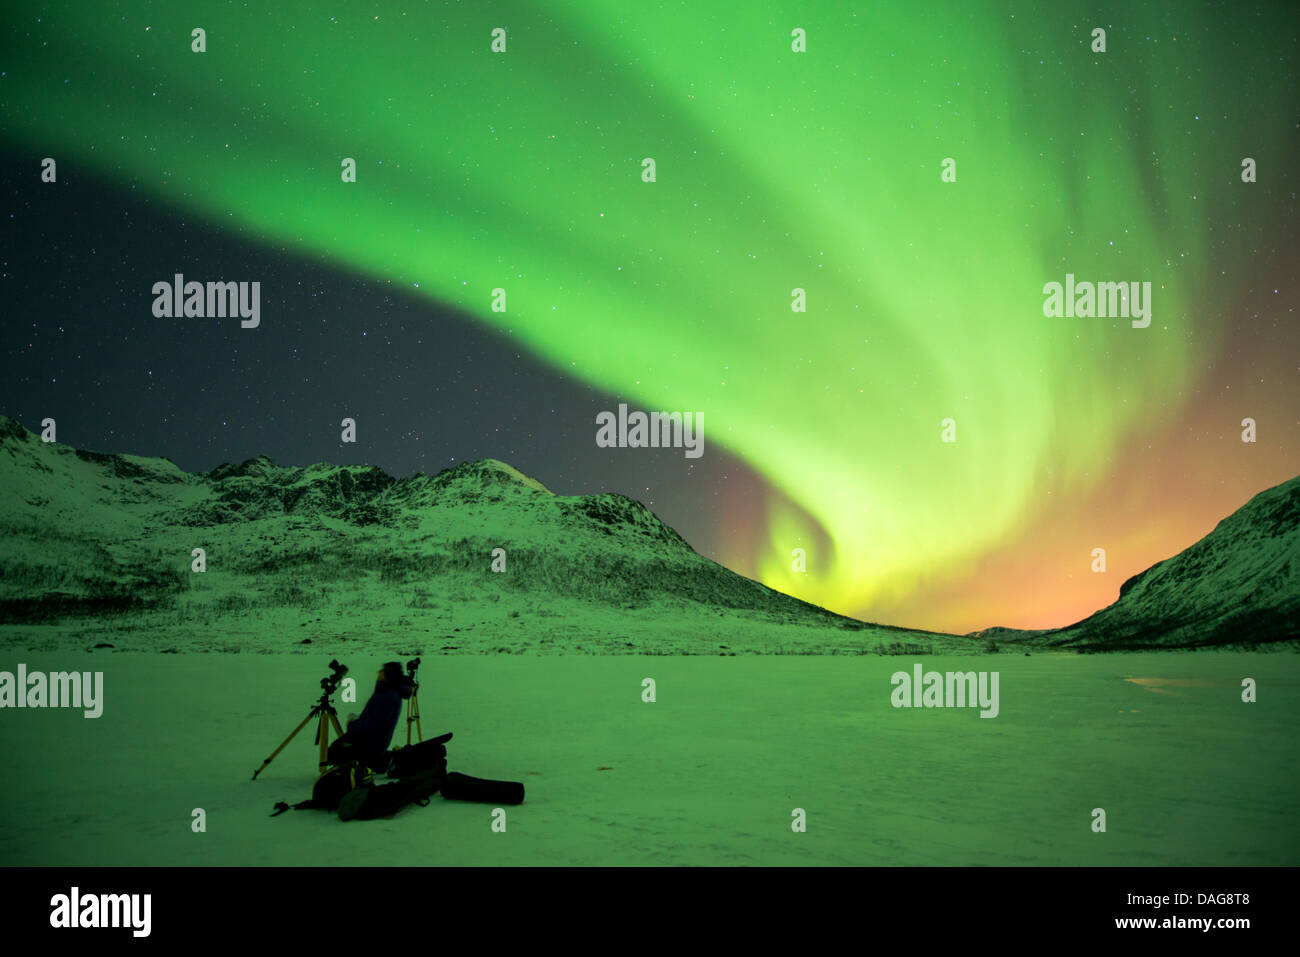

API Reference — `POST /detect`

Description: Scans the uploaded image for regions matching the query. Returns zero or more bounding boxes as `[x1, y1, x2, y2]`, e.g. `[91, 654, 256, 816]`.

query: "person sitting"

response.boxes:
[329, 661, 413, 771]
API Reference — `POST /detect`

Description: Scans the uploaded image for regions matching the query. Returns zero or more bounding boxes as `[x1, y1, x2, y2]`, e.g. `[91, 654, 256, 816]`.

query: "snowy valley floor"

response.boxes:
[1, 651, 1296, 866]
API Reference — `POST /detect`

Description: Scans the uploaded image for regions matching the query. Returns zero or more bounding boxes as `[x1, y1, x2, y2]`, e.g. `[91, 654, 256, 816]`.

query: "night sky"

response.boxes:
[2, 1, 1297, 634]
[0, 137, 750, 559]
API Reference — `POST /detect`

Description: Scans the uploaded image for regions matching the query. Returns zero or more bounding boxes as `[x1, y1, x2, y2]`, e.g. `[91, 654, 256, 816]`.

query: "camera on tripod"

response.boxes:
[251, 659, 351, 780]
[321, 659, 348, 696]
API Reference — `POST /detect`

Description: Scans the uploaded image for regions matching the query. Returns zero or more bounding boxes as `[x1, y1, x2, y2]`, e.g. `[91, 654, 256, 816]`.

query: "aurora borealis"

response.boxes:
[3, 1, 1297, 633]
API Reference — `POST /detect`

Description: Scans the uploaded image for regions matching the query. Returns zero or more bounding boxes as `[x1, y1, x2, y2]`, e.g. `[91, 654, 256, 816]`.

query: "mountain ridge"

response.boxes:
[3, 414, 1294, 652]
[976, 474, 1300, 650]
[0, 414, 952, 653]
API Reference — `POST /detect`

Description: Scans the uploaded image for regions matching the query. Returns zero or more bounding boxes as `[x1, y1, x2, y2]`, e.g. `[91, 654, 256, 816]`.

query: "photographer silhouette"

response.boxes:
[329, 661, 414, 770]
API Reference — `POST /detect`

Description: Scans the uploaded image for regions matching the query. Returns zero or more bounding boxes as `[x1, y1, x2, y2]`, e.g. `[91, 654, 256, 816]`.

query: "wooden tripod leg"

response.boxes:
[252, 710, 316, 780]
[318, 712, 331, 773]
[318, 711, 345, 772]
[406, 694, 423, 745]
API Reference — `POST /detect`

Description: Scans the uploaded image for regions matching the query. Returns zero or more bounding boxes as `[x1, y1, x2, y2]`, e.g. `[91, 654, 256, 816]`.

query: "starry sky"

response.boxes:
[2, 1, 1297, 634]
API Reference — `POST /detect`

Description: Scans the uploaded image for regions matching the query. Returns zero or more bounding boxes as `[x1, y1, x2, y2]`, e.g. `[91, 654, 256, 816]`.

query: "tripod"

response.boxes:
[252, 672, 347, 780]
[405, 657, 424, 746]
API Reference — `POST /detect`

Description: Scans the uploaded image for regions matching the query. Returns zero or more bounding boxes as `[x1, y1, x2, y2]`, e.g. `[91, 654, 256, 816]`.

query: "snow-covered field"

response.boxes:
[1, 651, 1295, 866]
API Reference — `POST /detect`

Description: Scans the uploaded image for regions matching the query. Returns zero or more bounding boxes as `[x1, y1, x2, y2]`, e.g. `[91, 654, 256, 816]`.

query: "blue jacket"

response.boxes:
[348, 678, 413, 758]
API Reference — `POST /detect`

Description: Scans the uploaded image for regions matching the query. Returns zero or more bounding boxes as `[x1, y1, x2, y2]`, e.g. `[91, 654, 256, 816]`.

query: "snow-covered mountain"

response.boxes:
[5, 414, 1292, 652]
[1031, 475, 1300, 649]
[0, 415, 950, 653]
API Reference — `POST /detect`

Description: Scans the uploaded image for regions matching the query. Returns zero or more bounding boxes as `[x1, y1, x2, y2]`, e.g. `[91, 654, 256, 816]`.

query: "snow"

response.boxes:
[1, 651, 1295, 865]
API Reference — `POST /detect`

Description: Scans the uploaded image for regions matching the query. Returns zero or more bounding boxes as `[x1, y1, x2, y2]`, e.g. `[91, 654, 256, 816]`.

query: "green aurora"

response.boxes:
[3, 1, 1293, 623]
